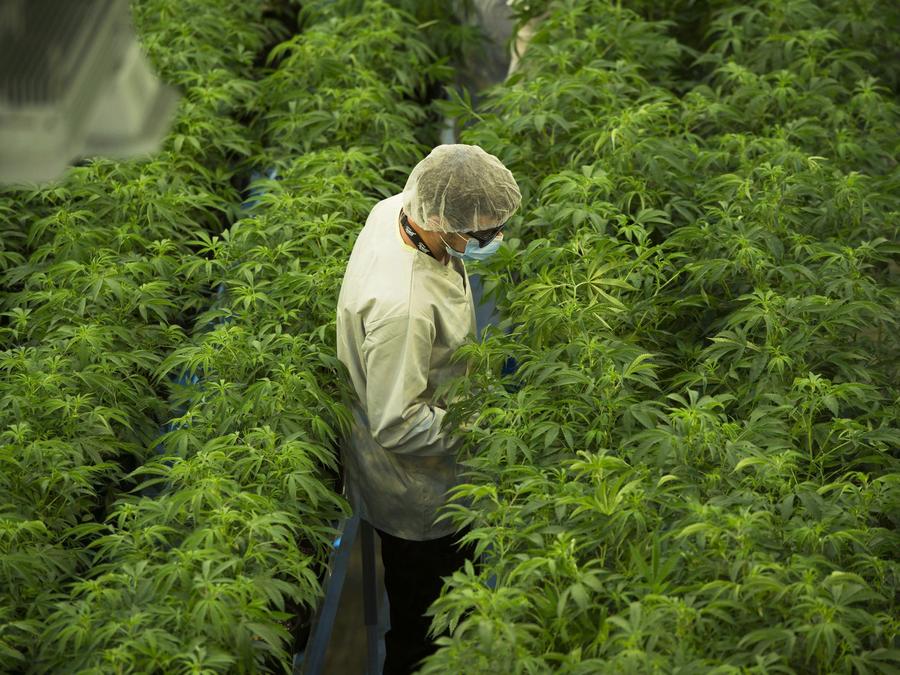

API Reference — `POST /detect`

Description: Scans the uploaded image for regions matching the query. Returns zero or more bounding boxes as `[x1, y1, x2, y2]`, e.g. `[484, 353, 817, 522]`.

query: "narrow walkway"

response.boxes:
[321, 530, 386, 674]
[307, 5, 520, 671]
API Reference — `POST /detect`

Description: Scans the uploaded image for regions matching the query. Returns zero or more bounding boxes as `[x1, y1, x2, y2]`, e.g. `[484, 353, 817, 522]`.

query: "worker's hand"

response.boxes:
[458, 391, 506, 432]
[445, 383, 506, 438]
[459, 410, 480, 434]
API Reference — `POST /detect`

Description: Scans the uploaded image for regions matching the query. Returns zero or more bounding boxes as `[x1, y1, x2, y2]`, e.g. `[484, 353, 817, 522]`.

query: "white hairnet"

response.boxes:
[401, 144, 521, 233]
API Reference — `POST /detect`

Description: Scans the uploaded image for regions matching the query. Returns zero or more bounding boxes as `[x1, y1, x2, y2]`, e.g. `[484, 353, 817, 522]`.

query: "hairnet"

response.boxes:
[401, 144, 521, 233]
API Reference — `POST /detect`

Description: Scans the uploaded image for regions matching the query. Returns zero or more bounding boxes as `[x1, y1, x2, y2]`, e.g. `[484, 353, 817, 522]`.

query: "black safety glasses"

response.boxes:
[465, 222, 505, 247]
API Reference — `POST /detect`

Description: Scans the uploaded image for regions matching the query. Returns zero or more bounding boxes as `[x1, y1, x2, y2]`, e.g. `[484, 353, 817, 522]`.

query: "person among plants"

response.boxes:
[335, 143, 521, 675]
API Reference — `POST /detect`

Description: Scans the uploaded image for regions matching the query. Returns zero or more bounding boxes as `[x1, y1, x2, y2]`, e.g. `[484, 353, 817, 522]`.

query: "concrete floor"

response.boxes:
[321, 525, 386, 675]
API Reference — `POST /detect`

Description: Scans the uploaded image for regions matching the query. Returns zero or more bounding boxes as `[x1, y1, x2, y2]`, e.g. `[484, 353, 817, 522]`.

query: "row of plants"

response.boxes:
[419, 0, 898, 672]
[1, 0, 461, 671]
[3, 0, 894, 671]
[0, 0, 280, 668]
[508, 0, 900, 94]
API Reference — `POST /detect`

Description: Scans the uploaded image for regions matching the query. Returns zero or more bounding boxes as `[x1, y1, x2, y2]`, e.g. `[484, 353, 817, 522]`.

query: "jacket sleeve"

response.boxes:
[361, 313, 460, 457]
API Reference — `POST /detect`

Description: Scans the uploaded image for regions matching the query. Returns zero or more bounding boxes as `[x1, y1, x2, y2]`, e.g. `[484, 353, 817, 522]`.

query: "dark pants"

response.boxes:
[375, 526, 478, 675]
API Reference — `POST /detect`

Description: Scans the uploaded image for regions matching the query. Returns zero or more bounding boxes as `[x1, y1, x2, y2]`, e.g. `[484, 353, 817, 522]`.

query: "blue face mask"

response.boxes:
[442, 233, 503, 262]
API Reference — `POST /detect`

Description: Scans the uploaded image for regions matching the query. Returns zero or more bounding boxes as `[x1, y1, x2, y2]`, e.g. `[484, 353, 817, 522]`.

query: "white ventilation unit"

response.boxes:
[0, 0, 180, 186]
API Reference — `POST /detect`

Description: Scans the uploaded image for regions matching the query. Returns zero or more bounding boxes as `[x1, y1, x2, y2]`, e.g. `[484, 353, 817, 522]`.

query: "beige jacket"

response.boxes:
[335, 193, 476, 540]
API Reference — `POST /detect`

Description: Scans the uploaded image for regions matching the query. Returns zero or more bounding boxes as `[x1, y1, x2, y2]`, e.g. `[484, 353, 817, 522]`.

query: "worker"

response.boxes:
[335, 144, 521, 675]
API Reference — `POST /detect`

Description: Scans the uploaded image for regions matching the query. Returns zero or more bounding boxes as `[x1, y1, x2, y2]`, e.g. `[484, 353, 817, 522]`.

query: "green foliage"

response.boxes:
[1, 0, 444, 671]
[421, 1, 900, 673]
[1, 0, 897, 671]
